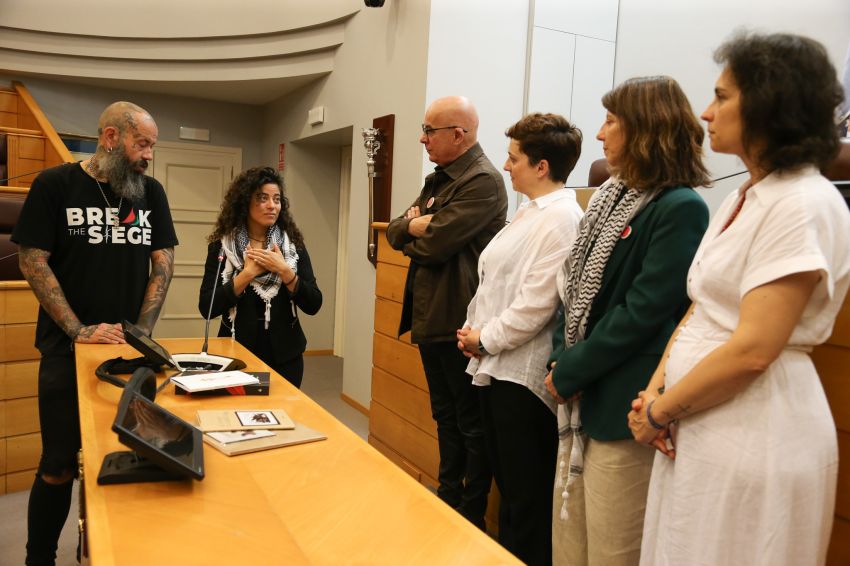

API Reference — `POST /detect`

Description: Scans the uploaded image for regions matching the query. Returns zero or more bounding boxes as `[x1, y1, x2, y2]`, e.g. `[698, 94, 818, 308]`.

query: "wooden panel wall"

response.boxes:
[812, 296, 850, 566]
[0, 82, 69, 495]
[0, 90, 18, 129]
[3, 132, 46, 189]
[0, 285, 41, 494]
[368, 229, 440, 487]
[2, 83, 74, 190]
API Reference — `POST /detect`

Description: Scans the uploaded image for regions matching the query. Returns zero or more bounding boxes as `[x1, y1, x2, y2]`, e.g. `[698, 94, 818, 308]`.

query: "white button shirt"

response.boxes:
[465, 188, 583, 414]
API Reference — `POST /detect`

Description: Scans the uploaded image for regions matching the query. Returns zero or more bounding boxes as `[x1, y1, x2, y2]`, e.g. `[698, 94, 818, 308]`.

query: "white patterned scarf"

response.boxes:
[220, 224, 299, 335]
[554, 178, 657, 520]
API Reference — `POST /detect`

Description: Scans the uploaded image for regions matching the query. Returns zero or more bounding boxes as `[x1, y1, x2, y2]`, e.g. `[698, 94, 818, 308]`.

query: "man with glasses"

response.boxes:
[387, 96, 507, 529]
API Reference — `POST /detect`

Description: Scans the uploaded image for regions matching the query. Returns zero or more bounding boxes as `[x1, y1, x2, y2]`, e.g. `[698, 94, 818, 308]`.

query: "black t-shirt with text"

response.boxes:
[11, 162, 178, 354]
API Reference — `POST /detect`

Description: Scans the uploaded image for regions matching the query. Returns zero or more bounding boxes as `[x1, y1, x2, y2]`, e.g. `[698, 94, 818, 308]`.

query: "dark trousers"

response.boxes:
[480, 379, 558, 566]
[27, 353, 80, 566]
[418, 342, 491, 527]
[253, 321, 305, 388]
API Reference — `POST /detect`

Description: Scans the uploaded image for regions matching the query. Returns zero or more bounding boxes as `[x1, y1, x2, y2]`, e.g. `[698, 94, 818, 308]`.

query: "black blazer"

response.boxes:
[198, 240, 322, 365]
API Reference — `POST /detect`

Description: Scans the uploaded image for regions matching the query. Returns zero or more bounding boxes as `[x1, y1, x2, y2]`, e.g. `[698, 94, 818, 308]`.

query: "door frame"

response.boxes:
[150, 140, 242, 337]
[333, 145, 352, 357]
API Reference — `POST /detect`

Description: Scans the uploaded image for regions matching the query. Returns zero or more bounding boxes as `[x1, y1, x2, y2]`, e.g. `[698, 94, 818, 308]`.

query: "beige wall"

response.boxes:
[282, 141, 343, 352]
[0, 74, 265, 168]
[262, 1, 431, 406]
[0, 0, 355, 38]
[616, 0, 850, 214]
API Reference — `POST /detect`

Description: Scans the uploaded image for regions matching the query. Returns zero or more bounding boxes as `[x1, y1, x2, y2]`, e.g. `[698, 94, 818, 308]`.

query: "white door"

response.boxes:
[150, 141, 242, 339]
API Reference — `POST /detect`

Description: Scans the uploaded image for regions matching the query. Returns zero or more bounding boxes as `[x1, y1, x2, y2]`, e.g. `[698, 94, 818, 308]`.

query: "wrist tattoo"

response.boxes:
[662, 403, 692, 422]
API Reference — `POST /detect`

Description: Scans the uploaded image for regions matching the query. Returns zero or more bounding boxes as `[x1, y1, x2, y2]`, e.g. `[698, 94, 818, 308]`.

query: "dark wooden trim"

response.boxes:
[368, 114, 394, 266]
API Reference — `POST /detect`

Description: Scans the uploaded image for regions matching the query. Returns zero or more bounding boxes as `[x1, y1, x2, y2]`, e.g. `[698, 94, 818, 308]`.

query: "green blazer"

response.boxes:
[550, 185, 709, 441]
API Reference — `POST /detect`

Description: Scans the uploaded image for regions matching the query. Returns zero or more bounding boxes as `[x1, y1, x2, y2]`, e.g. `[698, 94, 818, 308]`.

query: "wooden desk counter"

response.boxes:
[76, 338, 519, 566]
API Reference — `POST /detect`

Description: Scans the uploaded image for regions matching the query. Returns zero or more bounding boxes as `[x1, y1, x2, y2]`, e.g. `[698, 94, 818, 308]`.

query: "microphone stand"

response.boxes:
[166, 250, 245, 381]
[201, 252, 224, 355]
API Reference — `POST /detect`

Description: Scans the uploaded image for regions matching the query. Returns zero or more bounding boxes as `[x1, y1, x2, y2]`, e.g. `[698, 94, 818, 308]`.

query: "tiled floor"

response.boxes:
[0, 355, 364, 565]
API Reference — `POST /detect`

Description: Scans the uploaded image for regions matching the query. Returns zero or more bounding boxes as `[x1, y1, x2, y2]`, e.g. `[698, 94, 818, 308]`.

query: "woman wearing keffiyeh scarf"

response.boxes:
[199, 166, 322, 388]
[542, 77, 709, 566]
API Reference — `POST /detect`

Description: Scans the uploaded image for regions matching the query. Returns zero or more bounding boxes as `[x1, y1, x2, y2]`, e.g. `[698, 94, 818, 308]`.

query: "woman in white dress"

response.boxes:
[629, 32, 850, 566]
[456, 113, 584, 566]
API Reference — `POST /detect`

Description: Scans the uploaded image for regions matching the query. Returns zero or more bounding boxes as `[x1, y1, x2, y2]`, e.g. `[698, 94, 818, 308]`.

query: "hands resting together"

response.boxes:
[454, 323, 675, 459]
[628, 390, 677, 459]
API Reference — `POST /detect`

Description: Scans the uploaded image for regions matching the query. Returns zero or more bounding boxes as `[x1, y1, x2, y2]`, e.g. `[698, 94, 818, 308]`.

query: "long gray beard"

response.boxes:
[97, 148, 147, 202]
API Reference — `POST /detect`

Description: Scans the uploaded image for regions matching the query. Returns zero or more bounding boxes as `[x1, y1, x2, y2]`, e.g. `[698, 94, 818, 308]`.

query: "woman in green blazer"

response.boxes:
[543, 76, 710, 566]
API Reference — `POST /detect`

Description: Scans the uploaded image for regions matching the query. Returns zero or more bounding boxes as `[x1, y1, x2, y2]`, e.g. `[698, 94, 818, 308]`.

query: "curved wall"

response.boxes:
[0, 0, 357, 38]
[0, 0, 360, 103]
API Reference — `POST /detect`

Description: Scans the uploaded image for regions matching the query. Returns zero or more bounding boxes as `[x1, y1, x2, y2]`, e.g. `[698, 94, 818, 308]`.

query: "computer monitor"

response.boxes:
[97, 369, 205, 484]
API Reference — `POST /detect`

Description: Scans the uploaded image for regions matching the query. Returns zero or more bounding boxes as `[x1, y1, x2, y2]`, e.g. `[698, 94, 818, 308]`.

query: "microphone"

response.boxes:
[201, 251, 225, 355]
[165, 247, 245, 374]
[123, 246, 244, 386]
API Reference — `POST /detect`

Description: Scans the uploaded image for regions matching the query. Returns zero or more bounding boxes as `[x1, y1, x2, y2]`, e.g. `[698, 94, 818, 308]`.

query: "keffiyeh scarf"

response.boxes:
[220, 224, 299, 335]
[555, 178, 657, 520]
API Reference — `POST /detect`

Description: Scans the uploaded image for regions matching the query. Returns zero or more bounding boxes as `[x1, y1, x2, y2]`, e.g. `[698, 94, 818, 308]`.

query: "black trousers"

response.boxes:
[480, 379, 558, 566]
[418, 341, 491, 527]
[252, 320, 305, 388]
[27, 353, 80, 566]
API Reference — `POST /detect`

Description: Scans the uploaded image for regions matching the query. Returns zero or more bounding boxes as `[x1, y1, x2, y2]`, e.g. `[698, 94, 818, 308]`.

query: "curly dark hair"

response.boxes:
[602, 76, 711, 191]
[505, 113, 582, 183]
[715, 31, 844, 172]
[208, 166, 305, 248]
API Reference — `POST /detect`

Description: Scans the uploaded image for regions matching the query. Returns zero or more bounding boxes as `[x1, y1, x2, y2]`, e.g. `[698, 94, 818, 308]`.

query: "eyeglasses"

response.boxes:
[421, 124, 469, 137]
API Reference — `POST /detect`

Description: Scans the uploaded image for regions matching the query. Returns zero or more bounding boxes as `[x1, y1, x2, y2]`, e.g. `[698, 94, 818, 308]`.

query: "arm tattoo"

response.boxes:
[136, 247, 174, 334]
[662, 403, 692, 422]
[18, 246, 84, 338]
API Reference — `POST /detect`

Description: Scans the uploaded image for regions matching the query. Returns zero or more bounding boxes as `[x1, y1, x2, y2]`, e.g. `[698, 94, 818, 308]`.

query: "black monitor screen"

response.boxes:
[112, 391, 204, 480]
[122, 319, 176, 368]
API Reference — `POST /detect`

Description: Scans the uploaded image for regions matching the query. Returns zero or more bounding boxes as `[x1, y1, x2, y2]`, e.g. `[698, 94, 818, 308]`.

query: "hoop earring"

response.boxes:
[107, 146, 112, 153]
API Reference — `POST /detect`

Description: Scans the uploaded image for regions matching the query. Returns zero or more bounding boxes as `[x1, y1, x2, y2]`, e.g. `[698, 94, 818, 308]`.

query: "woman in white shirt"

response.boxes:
[457, 112, 584, 566]
[629, 32, 850, 566]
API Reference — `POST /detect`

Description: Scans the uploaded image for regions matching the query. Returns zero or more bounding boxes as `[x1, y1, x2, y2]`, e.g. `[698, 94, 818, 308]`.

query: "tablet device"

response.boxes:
[122, 320, 180, 369]
[99, 383, 205, 483]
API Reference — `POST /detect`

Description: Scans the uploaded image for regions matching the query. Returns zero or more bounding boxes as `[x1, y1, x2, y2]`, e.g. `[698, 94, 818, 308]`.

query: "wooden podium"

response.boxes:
[367, 223, 439, 487]
[367, 223, 502, 532]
